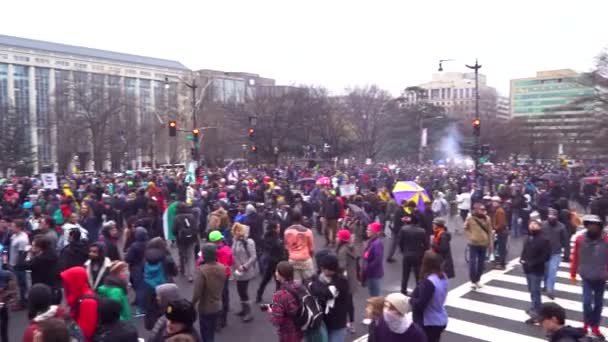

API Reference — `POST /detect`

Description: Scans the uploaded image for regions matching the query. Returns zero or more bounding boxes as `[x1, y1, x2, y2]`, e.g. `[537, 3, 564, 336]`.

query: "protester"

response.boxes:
[398, 213, 429, 295]
[84, 242, 112, 291]
[60, 266, 99, 342]
[124, 226, 148, 316]
[520, 219, 551, 324]
[362, 222, 384, 297]
[430, 218, 454, 279]
[256, 220, 286, 303]
[94, 298, 139, 342]
[284, 211, 315, 281]
[537, 303, 587, 342]
[541, 208, 568, 300]
[206, 230, 233, 330]
[231, 222, 257, 323]
[58, 228, 88, 272]
[163, 299, 200, 341]
[31, 318, 70, 342]
[96, 261, 132, 321]
[22, 284, 66, 342]
[9, 218, 29, 309]
[335, 229, 358, 333]
[363, 296, 384, 342]
[26, 235, 61, 304]
[372, 293, 427, 342]
[192, 243, 226, 342]
[464, 202, 492, 290]
[143, 237, 178, 330]
[268, 261, 304, 342]
[570, 214, 608, 339]
[0, 269, 14, 342]
[148, 283, 182, 342]
[99, 220, 121, 261]
[409, 251, 449, 342]
[321, 191, 341, 247]
[174, 203, 198, 282]
[490, 196, 508, 270]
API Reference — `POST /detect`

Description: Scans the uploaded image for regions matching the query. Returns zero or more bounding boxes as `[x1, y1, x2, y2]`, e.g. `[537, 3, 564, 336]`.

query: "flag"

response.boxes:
[162, 201, 178, 241]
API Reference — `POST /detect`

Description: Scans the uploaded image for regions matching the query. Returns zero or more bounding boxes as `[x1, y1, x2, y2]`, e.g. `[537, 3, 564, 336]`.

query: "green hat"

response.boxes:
[209, 230, 223, 242]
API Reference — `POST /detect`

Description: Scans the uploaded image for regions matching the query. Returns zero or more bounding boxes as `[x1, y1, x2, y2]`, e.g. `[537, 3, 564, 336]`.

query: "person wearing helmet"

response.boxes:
[570, 214, 608, 339]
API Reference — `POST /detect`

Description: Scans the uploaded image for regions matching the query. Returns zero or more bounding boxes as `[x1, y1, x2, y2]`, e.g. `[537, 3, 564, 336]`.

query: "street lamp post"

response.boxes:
[466, 59, 482, 179]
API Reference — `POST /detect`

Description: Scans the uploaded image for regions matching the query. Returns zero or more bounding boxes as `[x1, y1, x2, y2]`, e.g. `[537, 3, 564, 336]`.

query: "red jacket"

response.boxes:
[60, 267, 98, 342]
[198, 242, 233, 277]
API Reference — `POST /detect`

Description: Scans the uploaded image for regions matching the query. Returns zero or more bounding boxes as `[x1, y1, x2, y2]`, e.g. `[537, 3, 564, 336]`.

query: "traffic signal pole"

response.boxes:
[466, 59, 482, 182]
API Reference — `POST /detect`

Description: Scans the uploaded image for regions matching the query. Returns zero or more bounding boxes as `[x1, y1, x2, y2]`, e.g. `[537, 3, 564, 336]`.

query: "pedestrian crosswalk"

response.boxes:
[440, 258, 607, 341]
[354, 258, 607, 342]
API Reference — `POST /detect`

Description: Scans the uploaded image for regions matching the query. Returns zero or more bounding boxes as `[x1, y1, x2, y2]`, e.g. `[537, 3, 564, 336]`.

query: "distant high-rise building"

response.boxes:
[496, 96, 510, 121]
[510, 69, 595, 157]
[407, 72, 498, 120]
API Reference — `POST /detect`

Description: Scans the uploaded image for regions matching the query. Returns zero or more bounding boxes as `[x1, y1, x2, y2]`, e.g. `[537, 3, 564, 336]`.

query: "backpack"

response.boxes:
[178, 216, 197, 243]
[285, 284, 324, 332]
[144, 261, 167, 289]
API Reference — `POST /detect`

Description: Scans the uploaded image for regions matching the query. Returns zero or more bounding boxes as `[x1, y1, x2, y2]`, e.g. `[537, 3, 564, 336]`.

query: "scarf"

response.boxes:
[432, 227, 444, 247]
[383, 309, 412, 334]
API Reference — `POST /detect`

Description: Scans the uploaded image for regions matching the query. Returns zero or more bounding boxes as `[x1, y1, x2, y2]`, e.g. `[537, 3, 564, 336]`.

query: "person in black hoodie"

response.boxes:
[59, 229, 89, 271]
[538, 302, 586, 342]
[173, 203, 197, 282]
[95, 298, 139, 342]
[520, 219, 551, 324]
[255, 220, 286, 303]
[26, 236, 61, 304]
[125, 227, 148, 316]
[99, 221, 121, 261]
[398, 213, 429, 295]
[310, 254, 351, 342]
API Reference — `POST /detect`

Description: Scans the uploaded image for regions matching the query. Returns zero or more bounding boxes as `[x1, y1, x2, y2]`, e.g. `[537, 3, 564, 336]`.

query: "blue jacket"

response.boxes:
[363, 237, 384, 279]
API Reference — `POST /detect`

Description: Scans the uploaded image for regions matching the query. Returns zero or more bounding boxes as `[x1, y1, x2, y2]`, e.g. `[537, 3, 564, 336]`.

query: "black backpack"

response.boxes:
[178, 216, 197, 242]
[285, 284, 324, 332]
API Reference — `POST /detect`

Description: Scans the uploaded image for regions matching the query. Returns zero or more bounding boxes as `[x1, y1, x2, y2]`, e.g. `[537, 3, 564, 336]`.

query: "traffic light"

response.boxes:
[248, 128, 256, 140]
[472, 119, 481, 136]
[192, 128, 200, 141]
[169, 121, 177, 137]
[250, 145, 257, 152]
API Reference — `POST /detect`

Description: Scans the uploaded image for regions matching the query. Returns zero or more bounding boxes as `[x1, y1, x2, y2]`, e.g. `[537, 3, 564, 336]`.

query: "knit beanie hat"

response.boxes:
[166, 299, 196, 326]
[385, 292, 410, 316]
[202, 243, 217, 262]
[337, 229, 351, 242]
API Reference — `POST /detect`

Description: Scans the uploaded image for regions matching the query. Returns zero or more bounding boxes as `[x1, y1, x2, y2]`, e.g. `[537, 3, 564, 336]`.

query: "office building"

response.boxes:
[408, 72, 498, 120]
[496, 96, 510, 121]
[0, 34, 190, 173]
[510, 69, 595, 156]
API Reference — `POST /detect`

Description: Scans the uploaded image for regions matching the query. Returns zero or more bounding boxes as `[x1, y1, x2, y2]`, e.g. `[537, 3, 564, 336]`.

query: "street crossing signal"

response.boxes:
[473, 119, 481, 136]
[169, 121, 177, 137]
[251, 145, 257, 152]
[192, 128, 200, 140]
[248, 128, 256, 140]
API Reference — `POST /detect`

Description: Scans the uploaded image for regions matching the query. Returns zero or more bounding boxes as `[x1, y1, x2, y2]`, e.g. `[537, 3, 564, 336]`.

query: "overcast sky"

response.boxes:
[2, 0, 607, 95]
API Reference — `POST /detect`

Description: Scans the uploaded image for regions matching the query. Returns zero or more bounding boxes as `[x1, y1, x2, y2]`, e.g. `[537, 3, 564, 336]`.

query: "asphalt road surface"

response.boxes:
[12, 215, 599, 342]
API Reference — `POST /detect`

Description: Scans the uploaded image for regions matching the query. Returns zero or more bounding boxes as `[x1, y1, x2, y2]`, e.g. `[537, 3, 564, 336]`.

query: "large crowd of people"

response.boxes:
[0, 160, 606, 342]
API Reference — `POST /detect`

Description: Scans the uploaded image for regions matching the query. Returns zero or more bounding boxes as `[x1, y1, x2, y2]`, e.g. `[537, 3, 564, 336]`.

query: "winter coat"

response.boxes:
[59, 240, 89, 271]
[96, 275, 131, 321]
[541, 221, 569, 256]
[232, 237, 258, 281]
[22, 305, 66, 342]
[124, 227, 148, 281]
[398, 224, 429, 258]
[27, 249, 60, 288]
[192, 261, 226, 314]
[61, 266, 99, 342]
[363, 237, 384, 280]
[520, 233, 551, 275]
[336, 242, 359, 293]
[260, 231, 287, 264]
[85, 257, 112, 291]
[309, 274, 351, 331]
[464, 215, 492, 247]
[173, 212, 197, 245]
[431, 229, 455, 279]
[373, 315, 427, 342]
[491, 207, 508, 233]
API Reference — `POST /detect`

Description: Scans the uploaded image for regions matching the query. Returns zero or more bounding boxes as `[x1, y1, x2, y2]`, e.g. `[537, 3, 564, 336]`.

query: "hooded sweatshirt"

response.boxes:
[125, 227, 149, 277]
[97, 274, 131, 321]
[99, 225, 121, 261]
[61, 266, 98, 342]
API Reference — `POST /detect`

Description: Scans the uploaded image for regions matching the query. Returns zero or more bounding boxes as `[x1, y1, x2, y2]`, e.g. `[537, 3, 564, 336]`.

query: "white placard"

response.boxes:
[339, 184, 357, 197]
[41, 173, 58, 189]
[365, 158, 372, 165]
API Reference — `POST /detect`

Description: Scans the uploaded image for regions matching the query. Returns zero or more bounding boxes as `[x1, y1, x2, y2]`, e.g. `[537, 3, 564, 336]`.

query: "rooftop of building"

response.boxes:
[511, 69, 579, 81]
[0, 34, 188, 70]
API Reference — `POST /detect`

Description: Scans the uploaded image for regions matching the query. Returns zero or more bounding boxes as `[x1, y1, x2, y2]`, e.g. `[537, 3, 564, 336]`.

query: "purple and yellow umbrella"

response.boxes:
[392, 181, 430, 211]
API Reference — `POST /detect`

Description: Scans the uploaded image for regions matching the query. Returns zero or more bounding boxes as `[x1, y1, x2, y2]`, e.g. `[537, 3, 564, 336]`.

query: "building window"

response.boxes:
[0, 63, 8, 109]
[430, 89, 439, 99]
[109, 67, 121, 74]
[14, 55, 30, 62]
[92, 65, 104, 71]
[35, 58, 50, 64]
[55, 60, 69, 66]
[74, 63, 88, 69]
[13, 65, 30, 145]
[126, 69, 136, 75]
[35, 68, 51, 164]
[140, 71, 151, 77]
[0, 54, 7, 60]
